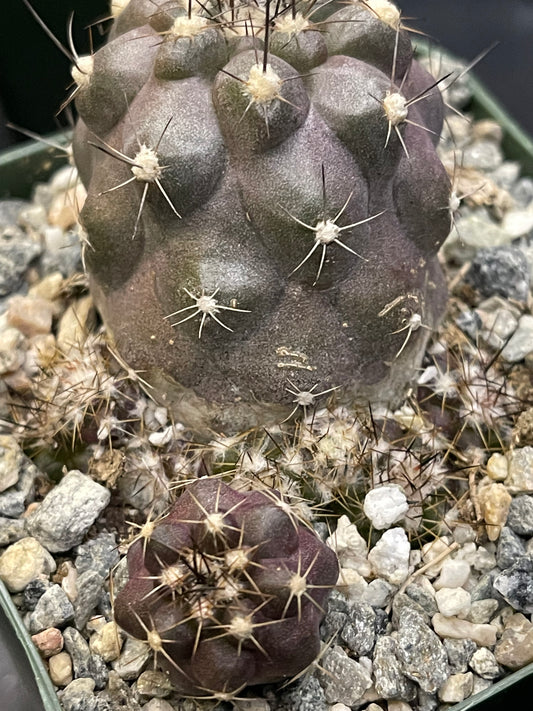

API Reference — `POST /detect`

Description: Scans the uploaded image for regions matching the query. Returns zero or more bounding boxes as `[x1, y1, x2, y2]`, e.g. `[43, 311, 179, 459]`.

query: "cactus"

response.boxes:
[113, 477, 339, 697]
[72, 0, 451, 435]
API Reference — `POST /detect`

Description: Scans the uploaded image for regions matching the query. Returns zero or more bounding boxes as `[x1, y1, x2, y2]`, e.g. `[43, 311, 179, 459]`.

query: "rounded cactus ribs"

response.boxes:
[73, 0, 452, 433]
[113, 478, 339, 697]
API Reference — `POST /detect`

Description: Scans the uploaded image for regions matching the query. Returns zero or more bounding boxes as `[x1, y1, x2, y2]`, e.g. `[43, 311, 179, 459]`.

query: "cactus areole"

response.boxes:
[113, 479, 339, 696]
[73, 0, 451, 434]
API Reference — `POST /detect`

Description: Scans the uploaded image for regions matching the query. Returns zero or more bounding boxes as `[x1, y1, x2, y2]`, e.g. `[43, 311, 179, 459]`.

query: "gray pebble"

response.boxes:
[466, 598, 500, 624]
[63, 626, 109, 690]
[26, 470, 110, 552]
[456, 309, 482, 341]
[488, 162, 521, 191]
[493, 555, 533, 613]
[469, 648, 502, 680]
[74, 570, 105, 630]
[405, 583, 439, 617]
[97, 670, 141, 711]
[501, 314, 533, 362]
[22, 577, 51, 611]
[396, 608, 450, 693]
[135, 670, 173, 699]
[462, 140, 503, 172]
[340, 602, 376, 656]
[29, 583, 74, 633]
[444, 211, 512, 263]
[392, 591, 432, 627]
[320, 609, 347, 643]
[75, 532, 119, 579]
[0, 515, 26, 545]
[507, 494, 533, 536]
[470, 570, 504, 604]
[0, 224, 41, 297]
[496, 526, 527, 569]
[59, 678, 111, 711]
[444, 638, 477, 674]
[111, 637, 150, 680]
[0, 447, 39, 518]
[417, 688, 440, 711]
[362, 578, 395, 608]
[41, 230, 82, 277]
[512, 177, 533, 207]
[373, 635, 416, 700]
[140, 701, 174, 711]
[0, 199, 29, 228]
[466, 245, 530, 301]
[318, 645, 372, 705]
[320, 590, 350, 641]
[0, 435, 22, 492]
[267, 674, 326, 711]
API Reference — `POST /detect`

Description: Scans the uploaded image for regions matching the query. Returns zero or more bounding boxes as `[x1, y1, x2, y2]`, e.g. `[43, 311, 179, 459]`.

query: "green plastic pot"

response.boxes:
[0, 579, 61, 711]
[0, 52, 532, 711]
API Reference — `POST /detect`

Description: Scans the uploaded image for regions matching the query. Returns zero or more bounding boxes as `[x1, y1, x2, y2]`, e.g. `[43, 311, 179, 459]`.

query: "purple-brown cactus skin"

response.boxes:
[113, 478, 339, 697]
[73, 0, 451, 434]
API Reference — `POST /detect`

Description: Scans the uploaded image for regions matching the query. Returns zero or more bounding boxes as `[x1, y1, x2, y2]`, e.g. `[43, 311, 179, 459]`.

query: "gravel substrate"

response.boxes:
[1, 56, 533, 711]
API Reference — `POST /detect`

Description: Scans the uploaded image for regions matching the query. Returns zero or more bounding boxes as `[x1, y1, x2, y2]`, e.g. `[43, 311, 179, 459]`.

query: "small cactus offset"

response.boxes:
[72, 0, 451, 434]
[113, 478, 339, 697]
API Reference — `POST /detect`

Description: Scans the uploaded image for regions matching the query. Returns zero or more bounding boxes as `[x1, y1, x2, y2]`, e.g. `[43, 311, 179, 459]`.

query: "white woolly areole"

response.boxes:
[245, 64, 283, 105]
[449, 190, 461, 213]
[131, 146, 163, 183]
[289, 572, 307, 596]
[228, 614, 254, 640]
[315, 219, 341, 244]
[159, 562, 188, 589]
[363, 484, 409, 529]
[71, 55, 94, 89]
[383, 91, 408, 125]
[225, 547, 250, 571]
[147, 629, 163, 652]
[204, 511, 226, 535]
[196, 293, 219, 315]
[364, 0, 401, 29]
[170, 14, 209, 39]
[274, 12, 310, 36]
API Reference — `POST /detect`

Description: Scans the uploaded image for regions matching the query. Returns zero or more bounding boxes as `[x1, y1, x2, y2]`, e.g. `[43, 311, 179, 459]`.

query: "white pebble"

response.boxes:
[363, 485, 409, 530]
[506, 446, 533, 492]
[327, 515, 370, 575]
[368, 528, 410, 585]
[435, 587, 471, 617]
[469, 647, 501, 679]
[0, 537, 56, 592]
[434, 558, 471, 590]
[502, 207, 533, 237]
[388, 702, 413, 711]
[337, 568, 369, 600]
[48, 651, 73, 687]
[438, 672, 474, 703]
[432, 614, 498, 647]
[501, 315, 533, 363]
[421, 537, 453, 577]
[486, 453, 509, 481]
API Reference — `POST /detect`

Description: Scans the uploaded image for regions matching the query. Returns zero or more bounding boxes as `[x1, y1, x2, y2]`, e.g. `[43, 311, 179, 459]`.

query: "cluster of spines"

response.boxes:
[113, 477, 339, 697]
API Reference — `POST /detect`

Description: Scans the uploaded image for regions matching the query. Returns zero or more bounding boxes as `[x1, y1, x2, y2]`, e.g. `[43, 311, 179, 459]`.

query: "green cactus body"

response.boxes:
[113, 478, 339, 696]
[73, 0, 451, 434]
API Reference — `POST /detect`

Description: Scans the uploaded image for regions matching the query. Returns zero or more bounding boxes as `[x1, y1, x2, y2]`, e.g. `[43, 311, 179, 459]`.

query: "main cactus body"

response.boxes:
[113, 478, 339, 696]
[73, 0, 451, 433]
